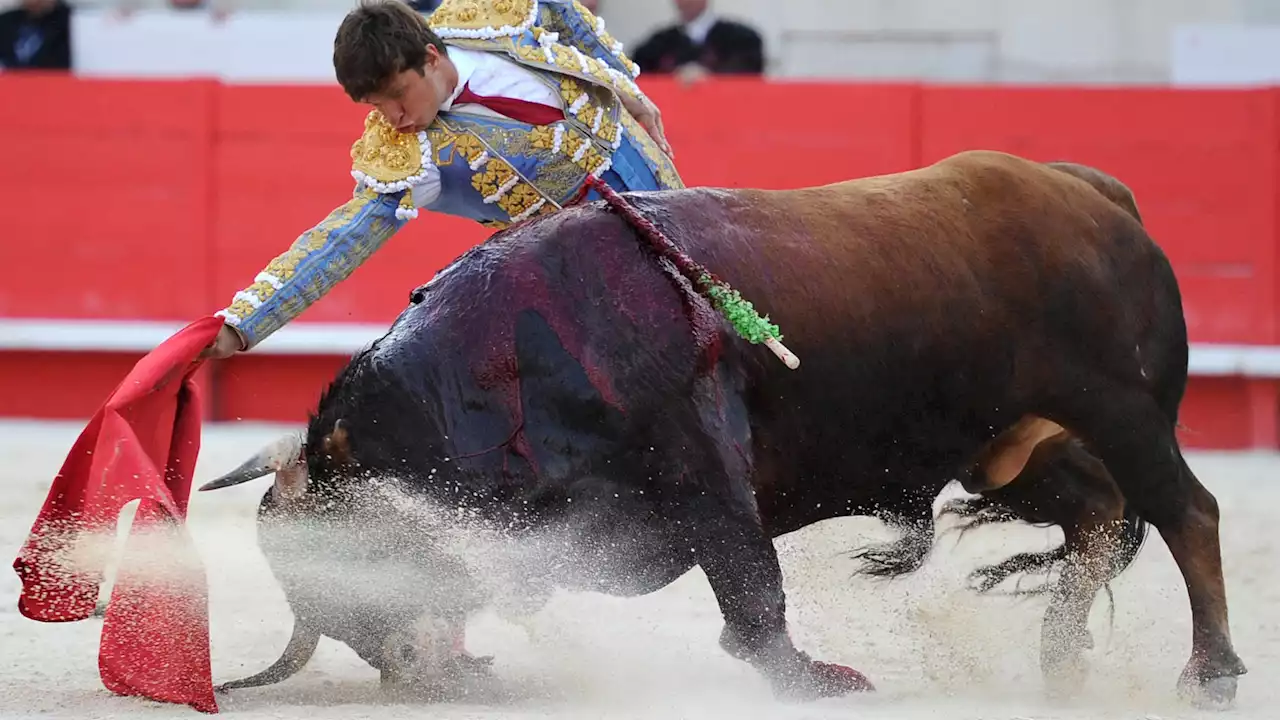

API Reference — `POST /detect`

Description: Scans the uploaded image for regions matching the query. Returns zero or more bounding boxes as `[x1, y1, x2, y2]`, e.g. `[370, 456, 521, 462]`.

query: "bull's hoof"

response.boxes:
[809, 662, 876, 695]
[1177, 675, 1238, 711]
[381, 653, 497, 701]
[1042, 658, 1088, 702]
[774, 660, 875, 700]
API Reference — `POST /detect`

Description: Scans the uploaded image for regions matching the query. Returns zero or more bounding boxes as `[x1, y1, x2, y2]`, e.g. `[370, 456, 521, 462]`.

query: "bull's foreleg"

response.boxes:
[690, 511, 874, 699]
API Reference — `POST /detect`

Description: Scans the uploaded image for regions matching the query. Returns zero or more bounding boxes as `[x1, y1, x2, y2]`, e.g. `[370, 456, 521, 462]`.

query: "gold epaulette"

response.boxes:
[428, 0, 537, 40]
[350, 110, 431, 220]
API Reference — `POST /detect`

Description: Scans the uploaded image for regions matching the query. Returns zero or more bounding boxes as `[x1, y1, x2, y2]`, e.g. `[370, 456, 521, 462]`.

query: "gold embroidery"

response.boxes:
[350, 111, 424, 185]
[453, 134, 485, 160]
[223, 298, 257, 321]
[497, 183, 544, 218]
[528, 125, 558, 151]
[426, 124, 462, 165]
[261, 195, 370, 282]
[597, 114, 619, 147]
[514, 40, 551, 69]
[513, 33, 640, 111]
[561, 132, 607, 175]
[429, 0, 535, 37]
[471, 157, 517, 199]
[431, 117, 559, 220]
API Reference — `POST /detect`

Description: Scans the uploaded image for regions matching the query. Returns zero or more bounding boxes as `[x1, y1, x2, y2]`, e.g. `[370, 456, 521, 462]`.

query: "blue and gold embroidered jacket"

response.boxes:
[216, 0, 684, 350]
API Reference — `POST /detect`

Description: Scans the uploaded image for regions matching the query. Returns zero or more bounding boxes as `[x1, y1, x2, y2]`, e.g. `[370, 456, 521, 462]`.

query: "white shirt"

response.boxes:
[683, 10, 718, 46]
[410, 47, 564, 208]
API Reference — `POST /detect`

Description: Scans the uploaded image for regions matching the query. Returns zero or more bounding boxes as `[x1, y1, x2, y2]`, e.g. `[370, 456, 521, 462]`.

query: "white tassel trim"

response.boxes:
[433, 0, 539, 40]
[536, 28, 558, 63]
[511, 197, 548, 223]
[552, 123, 566, 154]
[469, 150, 490, 171]
[396, 206, 420, 220]
[253, 272, 284, 290]
[483, 174, 521, 204]
[232, 289, 264, 309]
[570, 45, 591, 73]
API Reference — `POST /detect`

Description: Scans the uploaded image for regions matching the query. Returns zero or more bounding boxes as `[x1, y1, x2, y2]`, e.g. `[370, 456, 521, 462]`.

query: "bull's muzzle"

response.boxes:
[199, 433, 306, 495]
[379, 614, 490, 694]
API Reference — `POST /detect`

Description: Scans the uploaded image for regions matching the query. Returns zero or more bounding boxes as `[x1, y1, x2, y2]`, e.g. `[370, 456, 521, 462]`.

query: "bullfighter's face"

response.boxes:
[363, 43, 457, 135]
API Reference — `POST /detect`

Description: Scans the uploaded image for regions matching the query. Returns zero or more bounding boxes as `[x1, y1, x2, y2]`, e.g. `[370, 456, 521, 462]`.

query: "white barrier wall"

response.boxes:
[38, 1, 1280, 84]
[1171, 25, 1280, 85]
[69, 9, 346, 83]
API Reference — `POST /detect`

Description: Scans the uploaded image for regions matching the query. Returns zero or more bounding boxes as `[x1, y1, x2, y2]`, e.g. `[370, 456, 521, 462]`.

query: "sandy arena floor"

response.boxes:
[1, 418, 1277, 720]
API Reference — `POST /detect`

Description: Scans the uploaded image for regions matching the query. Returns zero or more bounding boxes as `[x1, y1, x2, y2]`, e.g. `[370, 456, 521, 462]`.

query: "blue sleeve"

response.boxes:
[215, 187, 410, 350]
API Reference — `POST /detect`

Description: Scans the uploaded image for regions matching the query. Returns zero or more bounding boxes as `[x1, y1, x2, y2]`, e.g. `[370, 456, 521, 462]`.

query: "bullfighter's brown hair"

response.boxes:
[333, 0, 448, 101]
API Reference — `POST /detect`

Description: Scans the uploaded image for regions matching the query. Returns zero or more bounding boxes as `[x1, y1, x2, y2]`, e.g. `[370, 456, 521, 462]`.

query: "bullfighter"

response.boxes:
[203, 0, 683, 359]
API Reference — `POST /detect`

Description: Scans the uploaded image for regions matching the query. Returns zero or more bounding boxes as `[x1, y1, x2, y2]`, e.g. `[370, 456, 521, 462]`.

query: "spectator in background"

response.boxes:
[631, 0, 763, 80]
[0, 0, 72, 71]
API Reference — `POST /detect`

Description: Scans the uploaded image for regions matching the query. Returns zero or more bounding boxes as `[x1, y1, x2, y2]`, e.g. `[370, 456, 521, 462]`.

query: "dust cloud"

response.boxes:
[2, 420, 1274, 719]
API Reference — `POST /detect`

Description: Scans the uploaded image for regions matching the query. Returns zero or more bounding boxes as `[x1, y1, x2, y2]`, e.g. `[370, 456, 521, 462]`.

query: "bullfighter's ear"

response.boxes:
[322, 419, 352, 465]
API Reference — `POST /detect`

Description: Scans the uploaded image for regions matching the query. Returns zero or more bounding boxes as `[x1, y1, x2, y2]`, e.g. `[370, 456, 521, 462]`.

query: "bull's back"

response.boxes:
[619, 152, 1175, 465]
[647, 151, 1160, 359]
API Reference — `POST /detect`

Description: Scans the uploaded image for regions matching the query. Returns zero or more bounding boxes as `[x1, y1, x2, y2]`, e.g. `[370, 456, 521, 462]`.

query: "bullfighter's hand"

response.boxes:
[620, 93, 674, 160]
[200, 325, 246, 360]
[675, 63, 710, 85]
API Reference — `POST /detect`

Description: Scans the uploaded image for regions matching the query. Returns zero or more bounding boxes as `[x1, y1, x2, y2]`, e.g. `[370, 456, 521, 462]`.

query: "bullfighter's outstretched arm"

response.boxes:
[214, 187, 409, 351]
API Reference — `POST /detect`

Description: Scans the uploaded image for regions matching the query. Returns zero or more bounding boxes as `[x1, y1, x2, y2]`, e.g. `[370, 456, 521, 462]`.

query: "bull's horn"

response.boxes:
[199, 434, 304, 492]
[214, 618, 321, 692]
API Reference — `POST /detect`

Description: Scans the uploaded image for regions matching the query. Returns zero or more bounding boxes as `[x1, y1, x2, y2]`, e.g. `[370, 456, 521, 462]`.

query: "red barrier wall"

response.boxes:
[2, 75, 1279, 448]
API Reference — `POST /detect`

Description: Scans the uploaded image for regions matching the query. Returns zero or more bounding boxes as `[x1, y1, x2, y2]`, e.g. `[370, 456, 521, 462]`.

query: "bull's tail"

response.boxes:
[849, 513, 936, 579]
[1045, 161, 1143, 225]
[938, 494, 1149, 597]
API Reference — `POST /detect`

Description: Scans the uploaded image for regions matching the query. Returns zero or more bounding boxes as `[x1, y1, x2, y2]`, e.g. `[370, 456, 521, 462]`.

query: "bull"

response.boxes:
[200, 150, 1245, 708]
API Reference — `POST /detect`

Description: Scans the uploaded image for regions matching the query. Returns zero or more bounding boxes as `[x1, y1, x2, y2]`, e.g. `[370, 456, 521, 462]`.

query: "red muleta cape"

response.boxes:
[12, 315, 225, 713]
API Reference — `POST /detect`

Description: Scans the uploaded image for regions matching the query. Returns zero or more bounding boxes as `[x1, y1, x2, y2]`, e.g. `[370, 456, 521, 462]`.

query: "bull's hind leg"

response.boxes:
[944, 431, 1148, 697]
[1058, 391, 1246, 708]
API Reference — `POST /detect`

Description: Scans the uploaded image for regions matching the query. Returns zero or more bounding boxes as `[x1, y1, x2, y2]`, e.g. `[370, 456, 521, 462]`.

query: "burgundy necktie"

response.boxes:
[452, 81, 566, 126]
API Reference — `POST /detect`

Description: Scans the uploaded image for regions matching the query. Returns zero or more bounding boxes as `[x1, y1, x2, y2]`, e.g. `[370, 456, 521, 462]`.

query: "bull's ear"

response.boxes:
[321, 419, 353, 465]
